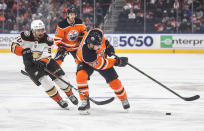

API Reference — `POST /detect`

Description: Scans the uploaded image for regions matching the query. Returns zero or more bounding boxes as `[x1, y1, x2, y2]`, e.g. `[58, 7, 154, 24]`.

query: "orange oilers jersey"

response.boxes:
[54, 18, 86, 51]
[76, 31, 116, 70]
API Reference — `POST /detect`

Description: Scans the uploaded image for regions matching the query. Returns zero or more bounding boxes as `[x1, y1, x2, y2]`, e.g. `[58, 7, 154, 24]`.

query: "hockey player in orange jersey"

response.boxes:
[11, 20, 78, 109]
[54, 7, 87, 66]
[76, 28, 130, 114]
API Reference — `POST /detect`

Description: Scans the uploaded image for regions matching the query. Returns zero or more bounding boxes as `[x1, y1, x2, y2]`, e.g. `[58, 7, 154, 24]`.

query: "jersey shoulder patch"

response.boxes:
[24, 31, 30, 37]
[21, 31, 34, 41]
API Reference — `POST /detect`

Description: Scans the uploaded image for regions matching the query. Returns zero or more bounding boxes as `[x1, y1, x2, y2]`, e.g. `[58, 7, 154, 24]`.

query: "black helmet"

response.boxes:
[67, 7, 76, 14]
[86, 29, 103, 45]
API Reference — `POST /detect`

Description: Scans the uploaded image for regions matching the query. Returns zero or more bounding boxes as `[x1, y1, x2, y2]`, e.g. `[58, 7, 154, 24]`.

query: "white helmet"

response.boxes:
[31, 20, 45, 30]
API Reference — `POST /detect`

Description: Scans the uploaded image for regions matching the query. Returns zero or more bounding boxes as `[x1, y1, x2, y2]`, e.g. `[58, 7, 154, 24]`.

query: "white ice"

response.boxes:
[0, 53, 204, 131]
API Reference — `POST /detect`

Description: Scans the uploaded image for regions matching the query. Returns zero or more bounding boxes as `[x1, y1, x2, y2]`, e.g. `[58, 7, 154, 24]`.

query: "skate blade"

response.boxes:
[124, 108, 130, 113]
[64, 106, 70, 110]
[79, 110, 90, 115]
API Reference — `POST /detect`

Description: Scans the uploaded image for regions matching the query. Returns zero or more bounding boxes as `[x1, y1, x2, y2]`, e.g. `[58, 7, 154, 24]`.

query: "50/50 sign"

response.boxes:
[106, 35, 154, 48]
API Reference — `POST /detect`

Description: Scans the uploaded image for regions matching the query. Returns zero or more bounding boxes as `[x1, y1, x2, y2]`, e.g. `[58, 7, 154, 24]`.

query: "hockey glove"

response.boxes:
[54, 46, 67, 61]
[22, 48, 33, 67]
[115, 57, 128, 67]
[105, 40, 115, 57]
[35, 61, 47, 70]
[22, 48, 32, 57]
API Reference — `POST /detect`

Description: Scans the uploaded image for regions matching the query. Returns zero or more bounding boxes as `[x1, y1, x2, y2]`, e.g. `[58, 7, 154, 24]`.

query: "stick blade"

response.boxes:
[183, 95, 200, 101]
[91, 97, 115, 105]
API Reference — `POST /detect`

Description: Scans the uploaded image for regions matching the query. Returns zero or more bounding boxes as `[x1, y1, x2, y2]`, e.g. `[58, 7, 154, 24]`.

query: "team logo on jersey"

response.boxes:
[67, 30, 79, 41]
[33, 51, 42, 59]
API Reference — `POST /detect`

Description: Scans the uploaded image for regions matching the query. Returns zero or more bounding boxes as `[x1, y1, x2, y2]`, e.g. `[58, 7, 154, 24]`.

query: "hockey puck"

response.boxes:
[166, 112, 171, 115]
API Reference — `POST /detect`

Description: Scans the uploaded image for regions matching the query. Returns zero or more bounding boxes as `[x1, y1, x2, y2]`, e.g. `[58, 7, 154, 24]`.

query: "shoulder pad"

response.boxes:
[58, 19, 69, 29]
[21, 31, 34, 41]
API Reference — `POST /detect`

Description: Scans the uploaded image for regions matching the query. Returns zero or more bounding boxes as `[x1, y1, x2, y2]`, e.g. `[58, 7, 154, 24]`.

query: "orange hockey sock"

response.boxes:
[109, 79, 127, 101]
[61, 86, 73, 96]
[76, 70, 89, 100]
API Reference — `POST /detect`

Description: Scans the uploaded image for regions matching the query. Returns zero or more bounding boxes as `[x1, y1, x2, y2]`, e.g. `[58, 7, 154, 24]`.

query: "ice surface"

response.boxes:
[0, 53, 203, 131]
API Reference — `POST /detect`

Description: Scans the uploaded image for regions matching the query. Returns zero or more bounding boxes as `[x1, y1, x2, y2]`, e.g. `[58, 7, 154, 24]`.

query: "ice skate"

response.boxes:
[78, 99, 90, 115]
[67, 94, 78, 105]
[121, 99, 130, 111]
[57, 99, 69, 109]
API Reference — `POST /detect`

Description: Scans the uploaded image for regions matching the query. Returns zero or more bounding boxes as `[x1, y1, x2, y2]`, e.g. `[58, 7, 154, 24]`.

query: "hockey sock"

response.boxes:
[54, 77, 73, 96]
[46, 86, 62, 102]
[109, 79, 127, 101]
[62, 86, 73, 96]
[39, 75, 62, 102]
[76, 70, 89, 100]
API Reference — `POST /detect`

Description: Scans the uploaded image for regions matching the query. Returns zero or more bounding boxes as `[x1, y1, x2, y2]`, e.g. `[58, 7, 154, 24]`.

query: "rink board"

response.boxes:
[0, 33, 204, 53]
[2, 49, 204, 54]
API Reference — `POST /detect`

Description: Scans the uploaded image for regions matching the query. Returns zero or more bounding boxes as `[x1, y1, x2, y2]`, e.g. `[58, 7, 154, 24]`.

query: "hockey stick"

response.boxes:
[43, 68, 115, 105]
[113, 54, 200, 101]
[21, 70, 28, 76]
[20, 70, 41, 86]
[21, 69, 114, 105]
[22, 69, 115, 105]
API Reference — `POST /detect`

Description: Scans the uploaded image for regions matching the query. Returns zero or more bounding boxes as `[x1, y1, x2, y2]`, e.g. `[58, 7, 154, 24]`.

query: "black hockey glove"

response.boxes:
[22, 48, 33, 67]
[115, 57, 128, 67]
[22, 48, 32, 58]
[54, 46, 67, 61]
[105, 40, 115, 57]
[35, 61, 47, 70]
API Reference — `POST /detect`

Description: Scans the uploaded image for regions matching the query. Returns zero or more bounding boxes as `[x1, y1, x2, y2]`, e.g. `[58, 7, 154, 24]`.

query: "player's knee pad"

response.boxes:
[39, 75, 54, 91]
[76, 70, 88, 83]
[53, 75, 69, 89]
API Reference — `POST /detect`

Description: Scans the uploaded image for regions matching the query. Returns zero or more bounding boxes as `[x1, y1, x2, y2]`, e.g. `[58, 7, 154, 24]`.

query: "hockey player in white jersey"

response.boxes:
[11, 20, 78, 109]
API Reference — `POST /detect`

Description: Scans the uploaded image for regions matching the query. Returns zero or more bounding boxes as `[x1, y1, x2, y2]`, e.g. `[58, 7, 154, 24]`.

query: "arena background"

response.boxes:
[0, 0, 204, 53]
